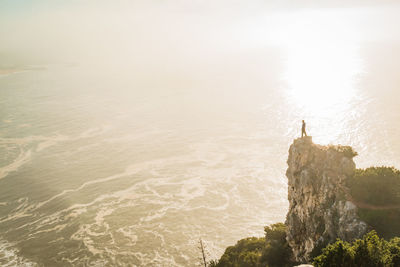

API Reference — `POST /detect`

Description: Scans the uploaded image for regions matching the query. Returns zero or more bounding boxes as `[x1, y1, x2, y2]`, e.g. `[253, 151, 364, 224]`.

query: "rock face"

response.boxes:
[285, 137, 367, 262]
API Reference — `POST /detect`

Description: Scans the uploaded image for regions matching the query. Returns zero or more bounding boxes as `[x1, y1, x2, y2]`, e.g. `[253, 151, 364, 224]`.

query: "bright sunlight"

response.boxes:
[272, 10, 365, 144]
[280, 10, 364, 114]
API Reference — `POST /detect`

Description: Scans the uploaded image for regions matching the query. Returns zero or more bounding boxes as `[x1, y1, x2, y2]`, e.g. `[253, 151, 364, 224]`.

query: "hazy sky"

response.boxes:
[1, 0, 400, 67]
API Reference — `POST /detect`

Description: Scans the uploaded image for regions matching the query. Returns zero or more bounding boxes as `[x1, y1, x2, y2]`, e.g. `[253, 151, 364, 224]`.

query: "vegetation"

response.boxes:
[347, 166, 400, 238]
[211, 229, 400, 267]
[348, 167, 400, 205]
[314, 231, 400, 267]
[357, 209, 400, 239]
[212, 237, 265, 267]
[210, 223, 294, 267]
[212, 166, 400, 266]
[260, 223, 293, 267]
[328, 145, 358, 158]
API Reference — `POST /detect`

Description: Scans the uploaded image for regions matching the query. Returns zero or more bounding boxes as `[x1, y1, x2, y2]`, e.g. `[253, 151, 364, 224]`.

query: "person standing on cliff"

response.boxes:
[301, 120, 307, 137]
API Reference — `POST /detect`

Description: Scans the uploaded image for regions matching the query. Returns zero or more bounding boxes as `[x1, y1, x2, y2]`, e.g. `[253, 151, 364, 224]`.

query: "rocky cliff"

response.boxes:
[285, 137, 367, 262]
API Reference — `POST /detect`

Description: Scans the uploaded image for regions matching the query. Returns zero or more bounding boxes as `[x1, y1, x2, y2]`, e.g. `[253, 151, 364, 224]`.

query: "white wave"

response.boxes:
[0, 198, 33, 225]
[0, 126, 111, 181]
[0, 238, 37, 267]
[32, 153, 193, 210]
[0, 149, 31, 180]
[116, 227, 138, 245]
[0, 135, 287, 266]
[35, 135, 69, 152]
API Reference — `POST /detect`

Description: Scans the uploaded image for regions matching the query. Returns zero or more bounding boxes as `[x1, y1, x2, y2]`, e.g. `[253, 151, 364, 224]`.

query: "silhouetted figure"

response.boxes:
[301, 120, 307, 137]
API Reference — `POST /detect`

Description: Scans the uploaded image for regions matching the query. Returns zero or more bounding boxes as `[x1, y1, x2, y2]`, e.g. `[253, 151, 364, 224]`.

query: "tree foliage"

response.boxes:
[215, 237, 265, 267]
[348, 166, 400, 205]
[347, 166, 400, 238]
[213, 223, 294, 267]
[314, 231, 400, 267]
[328, 145, 358, 158]
[260, 223, 293, 267]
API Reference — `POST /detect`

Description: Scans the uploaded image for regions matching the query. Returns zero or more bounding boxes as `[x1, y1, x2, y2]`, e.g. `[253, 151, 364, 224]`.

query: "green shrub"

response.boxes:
[213, 223, 294, 267]
[357, 209, 400, 239]
[328, 145, 358, 158]
[260, 223, 293, 267]
[347, 169, 400, 239]
[313, 239, 354, 267]
[216, 237, 265, 267]
[348, 167, 400, 205]
[313, 231, 400, 267]
[347, 166, 400, 239]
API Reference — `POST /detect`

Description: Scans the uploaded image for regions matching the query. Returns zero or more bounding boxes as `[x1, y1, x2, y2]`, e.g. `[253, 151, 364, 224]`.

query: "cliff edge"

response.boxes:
[285, 137, 367, 262]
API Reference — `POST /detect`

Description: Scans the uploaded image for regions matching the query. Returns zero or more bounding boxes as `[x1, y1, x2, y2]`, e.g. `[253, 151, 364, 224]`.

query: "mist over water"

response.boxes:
[0, 65, 289, 265]
[1, 1, 400, 266]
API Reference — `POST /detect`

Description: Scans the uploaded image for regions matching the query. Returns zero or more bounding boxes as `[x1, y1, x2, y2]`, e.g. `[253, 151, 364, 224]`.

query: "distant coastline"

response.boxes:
[0, 66, 46, 76]
[0, 68, 23, 76]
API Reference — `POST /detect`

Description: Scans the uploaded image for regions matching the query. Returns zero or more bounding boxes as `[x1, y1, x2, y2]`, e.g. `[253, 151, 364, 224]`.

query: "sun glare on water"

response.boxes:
[277, 11, 364, 144]
[285, 42, 361, 109]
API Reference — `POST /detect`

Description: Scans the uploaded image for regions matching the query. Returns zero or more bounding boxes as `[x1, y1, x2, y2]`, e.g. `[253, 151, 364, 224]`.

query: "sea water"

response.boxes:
[1, 50, 400, 266]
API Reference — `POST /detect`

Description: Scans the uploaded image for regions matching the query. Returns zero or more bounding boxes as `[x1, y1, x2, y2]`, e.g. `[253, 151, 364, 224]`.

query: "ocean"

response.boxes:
[1, 44, 400, 266]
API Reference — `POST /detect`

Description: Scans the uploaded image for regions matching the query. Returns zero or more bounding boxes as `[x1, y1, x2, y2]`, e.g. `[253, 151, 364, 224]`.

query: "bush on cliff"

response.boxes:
[348, 167, 400, 205]
[260, 223, 293, 267]
[211, 223, 294, 267]
[327, 145, 358, 158]
[313, 231, 400, 267]
[212, 237, 265, 267]
[347, 166, 400, 238]
[357, 208, 400, 239]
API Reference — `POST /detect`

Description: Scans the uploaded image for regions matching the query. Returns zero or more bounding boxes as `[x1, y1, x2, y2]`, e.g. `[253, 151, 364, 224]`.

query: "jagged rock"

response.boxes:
[285, 137, 367, 262]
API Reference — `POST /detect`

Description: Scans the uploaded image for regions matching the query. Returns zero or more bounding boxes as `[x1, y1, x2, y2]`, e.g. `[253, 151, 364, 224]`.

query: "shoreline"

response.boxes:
[0, 66, 45, 77]
[0, 69, 22, 75]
